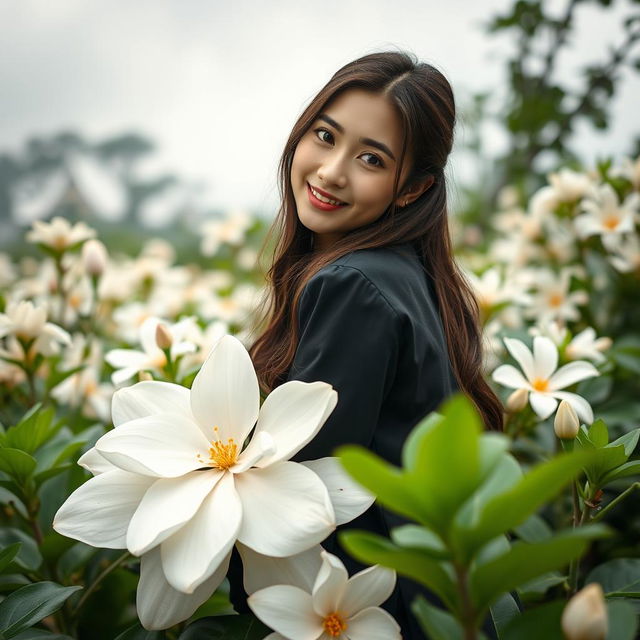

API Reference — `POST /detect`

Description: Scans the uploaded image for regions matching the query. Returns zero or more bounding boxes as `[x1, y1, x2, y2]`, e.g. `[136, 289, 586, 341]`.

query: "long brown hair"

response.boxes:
[248, 51, 503, 431]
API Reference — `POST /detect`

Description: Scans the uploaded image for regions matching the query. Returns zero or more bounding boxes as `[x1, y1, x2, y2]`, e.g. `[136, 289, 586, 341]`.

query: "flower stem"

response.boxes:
[454, 564, 478, 640]
[73, 551, 131, 615]
[591, 482, 640, 523]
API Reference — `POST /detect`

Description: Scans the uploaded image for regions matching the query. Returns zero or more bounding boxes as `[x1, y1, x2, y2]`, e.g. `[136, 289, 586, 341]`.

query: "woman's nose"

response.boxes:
[317, 154, 347, 188]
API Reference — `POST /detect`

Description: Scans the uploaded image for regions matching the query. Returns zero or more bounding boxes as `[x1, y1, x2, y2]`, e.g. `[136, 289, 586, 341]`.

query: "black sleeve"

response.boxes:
[288, 264, 401, 462]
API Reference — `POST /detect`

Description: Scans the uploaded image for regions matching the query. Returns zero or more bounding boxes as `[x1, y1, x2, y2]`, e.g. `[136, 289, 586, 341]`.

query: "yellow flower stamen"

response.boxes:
[196, 426, 238, 470]
[548, 293, 563, 308]
[323, 612, 347, 637]
[531, 377, 549, 392]
[602, 215, 620, 230]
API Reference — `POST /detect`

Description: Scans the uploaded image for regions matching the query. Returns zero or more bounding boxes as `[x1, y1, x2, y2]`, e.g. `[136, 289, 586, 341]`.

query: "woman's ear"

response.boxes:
[395, 174, 435, 207]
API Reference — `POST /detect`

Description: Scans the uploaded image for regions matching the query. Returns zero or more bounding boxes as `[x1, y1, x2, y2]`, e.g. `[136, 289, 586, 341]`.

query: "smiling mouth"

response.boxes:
[307, 183, 348, 206]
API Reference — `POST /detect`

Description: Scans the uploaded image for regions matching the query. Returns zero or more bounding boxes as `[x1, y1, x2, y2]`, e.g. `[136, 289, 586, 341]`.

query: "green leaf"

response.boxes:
[411, 595, 464, 640]
[0, 544, 21, 574]
[114, 623, 165, 640]
[336, 446, 430, 526]
[409, 394, 483, 533]
[478, 434, 511, 480]
[608, 429, 640, 458]
[589, 419, 609, 447]
[0, 449, 37, 484]
[4, 406, 56, 454]
[339, 530, 459, 613]
[601, 460, 640, 485]
[0, 582, 81, 638]
[586, 558, 640, 595]
[606, 599, 638, 640]
[402, 412, 443, 470]
[454, 450, 596, 561]
[33, 465, 72, 489]
[488, 592, 521, 637]
[177, 614, 271, 639]
[12, 630, 74, 640]
[583, 446, 628, 487]
[502, 600, 565, 640]
[517, 571, 566, 599]
[0, 530, 42, 573]
[390, 525, 449, 559]
[513, 514, 552, 543]
[470, 525, 610, 614]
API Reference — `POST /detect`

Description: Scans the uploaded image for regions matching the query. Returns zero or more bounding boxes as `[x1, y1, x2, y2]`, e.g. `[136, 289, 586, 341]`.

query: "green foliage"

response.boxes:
[338, 393, 615, 637]
[178, 615, 271, 639]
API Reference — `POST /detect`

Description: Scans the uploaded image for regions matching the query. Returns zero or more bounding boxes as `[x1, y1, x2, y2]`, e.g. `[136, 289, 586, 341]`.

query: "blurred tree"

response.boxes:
[461, 0, 640, 223]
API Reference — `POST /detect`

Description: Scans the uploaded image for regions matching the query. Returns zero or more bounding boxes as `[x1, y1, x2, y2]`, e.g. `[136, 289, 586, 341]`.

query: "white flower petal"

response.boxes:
[232, 431, 277, 474]
[235, 462, 335, 557]
[312, 551, 348, 617]
[112, 381, 191, 426]
[190, 334, 260, 444]
[552, 390, 594, 424]
[53, 470, 154, 548]
[346, 606, 402, 640]
[529, 392, 558, 420]
[161, 472, 242, 593]
[96, 412, 210, 477]
[127, 469, 223, 555]
[247, 585, 322, 640]
[301, 458, 374, 525]
[237, 542, 323, 595]
[340, 565, 396, 617]
[491, 364, 531, 390]
[503, 337, 536, 381]
[532, 336, 558, 380]
[77, 447, 116, 475]
[140, 317, 162, 355]
[105, 348, 148, 369]
[252, 381, 337, 467]
[137, 546, 230, 630]
[548, 360, 599, 390]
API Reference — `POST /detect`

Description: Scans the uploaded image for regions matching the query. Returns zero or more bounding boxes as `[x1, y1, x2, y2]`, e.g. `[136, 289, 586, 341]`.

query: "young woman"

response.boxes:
[231, 50, 504, 639]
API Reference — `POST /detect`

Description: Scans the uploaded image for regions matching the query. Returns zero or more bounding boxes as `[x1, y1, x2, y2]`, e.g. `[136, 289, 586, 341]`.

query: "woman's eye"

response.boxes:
[314, 128, 333, 144]
[361, 152, 384, 168]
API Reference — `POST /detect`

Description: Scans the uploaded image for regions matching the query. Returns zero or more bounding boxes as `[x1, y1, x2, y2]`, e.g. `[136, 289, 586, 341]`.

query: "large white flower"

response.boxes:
[492, 336, 600, 423]
[247, 548, 400, 640]
[54, 335, 374, 628]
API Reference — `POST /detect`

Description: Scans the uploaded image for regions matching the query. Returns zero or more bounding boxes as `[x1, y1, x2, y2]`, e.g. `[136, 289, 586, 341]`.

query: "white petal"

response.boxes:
[491, 364, 531, 390]
[190, 334, 259, 444]
[551, 391, 594, 424]
[263, 634, 288, 640]
[252, 381, 337, 467]
[77, 447, 116, 475]
[105, 348, 148, 369]
[346, 606, 402, 640]
[301, 458, 374, 525]
[111, 365, 143, 386]
[137, 546, 230, 630]
[548, 360, 599, 390]
[235, 462, 335, 557]
[127, 469, 223, 555]
[340, 566, 396, 617]
[247, 585, 322, 640]
[53, 470, 154, 548]
[312, 551, 348, 617]
[529, 392, 558, 420]
[161, 472, 242, 593]
[532, 336, 559, 380]
[503, 337, 535, 381]
[140, 316, 162, 355]
[237, 542, 323, 595]
[232, 431, 277, 474]
[112, 381, 191, 426]
[96, 412, 210, 477]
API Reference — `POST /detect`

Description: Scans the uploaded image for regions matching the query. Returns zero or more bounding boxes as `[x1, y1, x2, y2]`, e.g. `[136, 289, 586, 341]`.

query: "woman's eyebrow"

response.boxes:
[317, 114, 396, 161]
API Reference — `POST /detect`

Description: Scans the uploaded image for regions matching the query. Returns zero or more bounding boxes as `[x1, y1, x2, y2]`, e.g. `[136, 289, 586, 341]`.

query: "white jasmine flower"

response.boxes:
[606, 233, 640, 273]
[200, 209, 253, 257]
[105, 316, 197, 385]
[547, 168, 593, 203]
[575, 183, 639, 243]
[610, 155, 640, 190]
[247, 549, 400, 640]
[26, 216, 96, 252]
[524, 269, 588, 324]
[0, 299, 71, 356]
[54, 336, 373, 629]
[565, 327, 612, 364]
[492, 336, 599, 423]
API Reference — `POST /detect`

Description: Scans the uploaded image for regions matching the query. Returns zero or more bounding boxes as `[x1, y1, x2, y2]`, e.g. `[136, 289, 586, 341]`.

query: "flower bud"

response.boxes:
[506, 388, 529, 412]
[554, 400, 580, 439]
[82, 239, 108, 277]
[138, 371, 153, 382]
[561, 583, 608, 640]
[155, 323, 173, 350]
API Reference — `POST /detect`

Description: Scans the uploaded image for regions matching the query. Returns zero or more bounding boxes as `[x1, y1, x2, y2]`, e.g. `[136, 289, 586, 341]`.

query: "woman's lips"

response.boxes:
[306, 183, 348, 211]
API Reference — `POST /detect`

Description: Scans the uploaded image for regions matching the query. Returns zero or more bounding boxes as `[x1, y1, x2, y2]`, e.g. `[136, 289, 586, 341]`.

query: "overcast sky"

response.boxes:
[1, 0, 638, 218]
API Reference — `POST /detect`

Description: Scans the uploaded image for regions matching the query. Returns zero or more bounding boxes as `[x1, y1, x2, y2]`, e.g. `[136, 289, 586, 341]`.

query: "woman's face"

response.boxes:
[290, 88, 411, 251]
